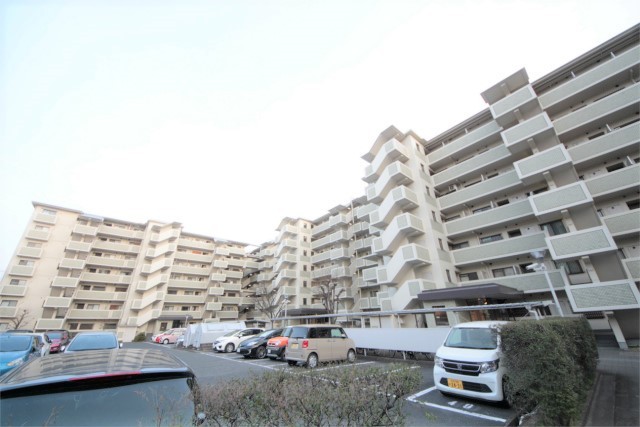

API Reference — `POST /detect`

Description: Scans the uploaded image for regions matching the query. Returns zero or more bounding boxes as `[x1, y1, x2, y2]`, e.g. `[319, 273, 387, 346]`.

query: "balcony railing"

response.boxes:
[42, 297, 72, 308]
[369, 186, 419, 228]
[529, 182, 593, 218]
[98, 225, 144, 240]
[51, 276, 80, 288]
[67, 309, 123, 320]
[72, 224, 98, 236]
[0, 285, 27, 297]
[66, 241, 91, 252]
[603, 210, 640, 238]
[35, 319, 65, 330]
[585, 164, 640, 199]
[17, 247, 43, 258]
[501, 112, 555, 153]
[437, 170, 521, 213]
[428, 120, 503, 168]
[514, 144, 572, 184]
[59, 258, 86, 270]
[489, 84, 538, 126]
[623, 257, 640, 281]
[569, 122, 640, 166]
[372, 213, 425, 255]
[445, 199, 533, 238]
[546, 226, 617, 261]
[363, 138, 410, 183]
[566, 280, 640, 311]
[25, 229, 50, 241]
[366, 161, 414, 203]
[433, 144, 512, 188]
[452, 232, 547, 266]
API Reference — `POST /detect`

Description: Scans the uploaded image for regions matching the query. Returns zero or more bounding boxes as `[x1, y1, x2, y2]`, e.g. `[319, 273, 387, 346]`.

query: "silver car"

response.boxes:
[63, 332, 121, 353]
[286, 325, 356, 368]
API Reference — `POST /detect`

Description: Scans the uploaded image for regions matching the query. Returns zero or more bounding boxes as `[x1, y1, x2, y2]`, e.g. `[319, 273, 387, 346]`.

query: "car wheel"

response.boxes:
[163, 339, 169, 345]
[287, 360, 297, 366]
[306, 353, 318, 369]
[279, 348, 286, 361]
[347, 349, 356, 363]
[224, 343, 234, 353]
[256, 346, 266, 359]
[243, 355, 250, 359]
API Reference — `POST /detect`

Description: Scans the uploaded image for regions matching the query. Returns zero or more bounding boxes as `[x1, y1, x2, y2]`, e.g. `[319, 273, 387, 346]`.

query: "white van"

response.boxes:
[433, 321, 508, 402]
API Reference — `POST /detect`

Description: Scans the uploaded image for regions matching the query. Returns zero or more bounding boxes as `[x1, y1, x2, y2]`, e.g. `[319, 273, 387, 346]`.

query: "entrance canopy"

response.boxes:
[417, 283, 523, 302]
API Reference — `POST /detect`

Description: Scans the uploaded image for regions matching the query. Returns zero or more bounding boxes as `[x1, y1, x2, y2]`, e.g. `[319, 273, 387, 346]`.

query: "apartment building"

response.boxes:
[0, 204, 258, 341]
[361, 24, 640, 346]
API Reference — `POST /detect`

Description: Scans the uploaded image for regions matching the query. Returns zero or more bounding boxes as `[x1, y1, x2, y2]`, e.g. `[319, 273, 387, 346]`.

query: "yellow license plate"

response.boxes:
[447, 379, 464, 390]
[291, 343, 298, 349]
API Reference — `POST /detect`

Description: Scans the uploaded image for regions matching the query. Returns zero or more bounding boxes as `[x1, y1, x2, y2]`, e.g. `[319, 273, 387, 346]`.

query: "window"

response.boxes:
[18, 260, 34, 266]
[433, 306, 449, 326]
[42, 208, 57, 215]
[86, 304, 100, 310]
[480, 234, 503, 244]
[446, 270, 452, 282]
[558, 260, 584, 275]
[459, 272, 479, 282]
[507, 229, 522, 238]
[92, 286, 106, 291]
[0, 300, 17, 307]
[496, 199, 509, 206]
[79, 323, 93, 330]
[626, 200, 639, 210]
[76, 303, 85, 309]
[9, 279, 26, 286]
[103, 323, 117, 330]
[492, 267, 516, 277]
[438, 239, 444, 250]
[115, 287, 127, 292]
[109, 304, 121, 310]
[168, 290, 177, 295]
[444, 215, 460, 222]
[303, 298, 308, 305]
[540, 220, 567, 236]
[606, 163, 624, 172]
[432, 211, 438, 222]
[450, 241, 469, 250]
[473, 206, 491, 214]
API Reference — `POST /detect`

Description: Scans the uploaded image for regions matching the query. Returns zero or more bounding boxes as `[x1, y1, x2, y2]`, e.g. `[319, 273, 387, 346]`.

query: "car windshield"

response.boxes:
[46, 332, 62, 339]
[67, 334, 117, 351]
[444, 327, 498, 350]
[220, 330, 240, 338]
[281, 327, 293, 338]
[1, 377, 197, 426]
[258, 330, 279, 339]
[0, 335, 32, 352]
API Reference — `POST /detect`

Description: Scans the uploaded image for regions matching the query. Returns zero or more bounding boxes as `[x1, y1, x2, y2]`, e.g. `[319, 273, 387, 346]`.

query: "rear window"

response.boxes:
[67, 335, 117, 351]
[0, 336, 32, 352]
[1, 377, 197, 426]
[290, 327, 309, 339]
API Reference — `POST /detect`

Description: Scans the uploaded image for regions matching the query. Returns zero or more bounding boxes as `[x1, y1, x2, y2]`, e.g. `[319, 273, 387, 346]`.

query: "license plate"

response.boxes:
[267, 349, 275, 354]
[447, 379, 463, 390]
[290, 343, 298, 349]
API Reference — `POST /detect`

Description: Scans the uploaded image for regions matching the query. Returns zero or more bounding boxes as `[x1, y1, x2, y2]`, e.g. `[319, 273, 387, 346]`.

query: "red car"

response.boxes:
[45, 330, 70, 354]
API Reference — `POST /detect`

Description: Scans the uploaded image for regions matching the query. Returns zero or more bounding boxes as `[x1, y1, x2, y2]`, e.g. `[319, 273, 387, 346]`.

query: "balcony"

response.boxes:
[0, 285, 27, 297]
[311, 266, 332, 280]
[353, 236, 374, 253]
[501, 112, 555, 153]
[170, 265, 210, 276]
[363, 138, 410, 183]
[452, 232, 547, 266]
[355, 203, 377, 220]
[98, 225, 144, 240]
[75, 290, 127, 301]
[165, 294, 207, 304]
[160, 310, 203, 320]
[330, 248, 350, 261]
[585, 164, 640, 199]
[218, 296, 241, 305]
[349, 221, 370, 237]
[311, 251, 331, 264]
[489, 84, 538, 126]
[463, 270, 565, 293]
[85, 256, 136, 269]
[34, 212, 57, 225]
[275, 269, 296, 287]
[379, 279, 436, 311]
[135, 274, 168, 292]
[41, 297, 71, 308]
[80, 272, 133, 285]
[206, 302, 222, 311]
[0, 307, 18, 318]
[222, 282, 242, 291]
[311, 230, 350, 251]
[428, 121, 503, 169]
[445, 199, 534, 238]
[553, 82, 640, 139]
[141, 259, 173, 275]
[623, 257, 640, 281]
[331, 266, 351, 279]
[514, 145, 572, 185]
[58, 258, 86, 270]
[375, 244, 431, 285]
[9, 265, 35, 277]
[539, 45, 640, 111]
[275, 239, 297, 257]
[369, 186, 419, 228]
[352, 257, 377, 271]
[67, 241, 91, 252]
[178, 238, 214, 251]
[566, 280, 640, 311]
[150, 228, 180, 243]
[35, 319, 65, 330]
[92, 241, 140, 254]
[51, 276, 79, 288]
[529, 182, 593, 219]
[174, 251, 212, 264]
[25, 229, 50, 241]
[569, 122, 640, 168]
[211, 273, 226, 282]
[131, 291, 164, 310]
[438, 170, 521, 213]
[67, 309, 123, 320]
[274, 254, 297, 272]
[366, 161, 414, 203]
[546, 226, 617, 261]
[372, 213, 425, 255]
[603, 210, 640, 238]
[208, 287, 224, 296]
[73, 224, 98, 236]
[433, 144, 512, 188]
[225, 270, 243, 279]
[17, 247, 43, 258]
[217, 310, 240, 319]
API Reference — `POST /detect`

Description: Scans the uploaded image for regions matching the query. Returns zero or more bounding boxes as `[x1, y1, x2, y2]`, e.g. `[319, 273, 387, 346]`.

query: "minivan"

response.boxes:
[434, 321, 508, 402]
[285, 325, 356, 368]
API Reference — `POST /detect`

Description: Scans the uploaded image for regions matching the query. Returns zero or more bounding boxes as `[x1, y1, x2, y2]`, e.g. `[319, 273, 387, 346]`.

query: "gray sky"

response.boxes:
[1, 0, 639, 272]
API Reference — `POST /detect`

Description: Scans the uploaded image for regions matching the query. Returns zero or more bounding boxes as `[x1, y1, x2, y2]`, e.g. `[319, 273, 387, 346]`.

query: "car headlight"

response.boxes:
[479, 359, 499, 373]
[434, 356, 445, 369]
[8, 357, 25, 367]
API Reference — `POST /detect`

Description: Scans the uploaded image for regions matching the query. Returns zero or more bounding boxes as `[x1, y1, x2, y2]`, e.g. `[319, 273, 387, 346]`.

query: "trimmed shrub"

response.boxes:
[501, 317, 598, 426]
[133, 332, 148, 342]
[198, 364, 421, 426]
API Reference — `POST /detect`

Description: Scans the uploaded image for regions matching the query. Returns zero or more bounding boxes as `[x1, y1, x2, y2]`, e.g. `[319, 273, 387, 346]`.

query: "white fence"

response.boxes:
[344, 327, 451, 354]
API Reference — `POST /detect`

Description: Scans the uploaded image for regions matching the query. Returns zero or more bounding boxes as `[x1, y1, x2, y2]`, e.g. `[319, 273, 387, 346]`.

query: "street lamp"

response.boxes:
[526, 261, 564, 317]
[184, 314, 192, 328]
[282, 297, 290, 327]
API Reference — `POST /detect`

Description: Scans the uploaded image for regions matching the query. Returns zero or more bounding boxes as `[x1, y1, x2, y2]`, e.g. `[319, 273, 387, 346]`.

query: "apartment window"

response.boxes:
[303, 265, 307, 271]
[34, 225, 49, 231]
[520, 264, 535, 274]
[473, 205, 491, 214]
[507, 229, 522, 238]
[606, 162, 624, 173]
[184, 291, 194, 295]
[626, 200, 639, 210]
[26, 242, 42, 248]
[303, 298, 308, 305]
[18, 260, 34, 266]
[446, 270, 452, 282]
[103, 323, 117, 330]
[450, 241, 469, 250]
[444, 215, 460, 222]
[42, 208, 57, 215]
[109, 304, 121, 310]
[9, 279, 26, 286]
[433, 306, 449, 326]
[76, 303, 85, 309]
[540, 220, 567, 236]
[432, 211, 438, 222]
[303, 281, 307, 287]
[303, 237, 307, 242]
[79, 324, 93, 330]
[68, 323, 79, 330]
[303, 250, 307, 256]
[531, 187, 548, 195]
[459, 272, 479, 282]
[558, 260, 584, 275]
[92, 286, 105, 291]
[438, 239, 444, 250]
[492, 267, 516, 277]
[82, 285, 91, 290]
[0, 300, 17, 307]
[496, 199, 510, 207]
[181, 306, 190, 311]
[86, 304, 99, 310]
[480, 234, 503, 244]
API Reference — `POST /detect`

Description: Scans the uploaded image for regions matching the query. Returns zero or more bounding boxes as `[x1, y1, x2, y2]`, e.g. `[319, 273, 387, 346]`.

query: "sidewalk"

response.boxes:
[582, 346, 639, 426]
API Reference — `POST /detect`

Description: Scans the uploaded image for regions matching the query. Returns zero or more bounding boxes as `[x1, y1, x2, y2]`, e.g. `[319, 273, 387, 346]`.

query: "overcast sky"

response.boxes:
[1, 0, 639, 272]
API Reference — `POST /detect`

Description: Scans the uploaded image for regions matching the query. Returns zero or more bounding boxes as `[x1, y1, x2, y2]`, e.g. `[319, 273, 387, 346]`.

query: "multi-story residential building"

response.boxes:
[1, 25, 638, 347]
[0, 203, 259, 341]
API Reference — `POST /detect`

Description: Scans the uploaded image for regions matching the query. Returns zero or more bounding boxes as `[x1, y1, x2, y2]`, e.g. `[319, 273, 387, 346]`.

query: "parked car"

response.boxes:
[434, 321, 508, 402]
[0, 334, 45, 376]
[45, 329, 70, 353]
[63, 331, 121, 353]
[286, 325, 356, 368]
[212, 328, 263, 353]
[266, 326, 293, 360]
[153, 328, 186, 345]
[236, 329, 284, 359]
[10, 333, 51, 357]
[0, 348, 204, 426]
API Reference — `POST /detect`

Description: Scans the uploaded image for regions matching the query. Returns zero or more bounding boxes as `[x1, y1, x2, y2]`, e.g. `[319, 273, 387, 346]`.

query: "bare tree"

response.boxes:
[314, 282, 345, 315]
[250, 284, 287, 328]
[9, 308, 32, 330]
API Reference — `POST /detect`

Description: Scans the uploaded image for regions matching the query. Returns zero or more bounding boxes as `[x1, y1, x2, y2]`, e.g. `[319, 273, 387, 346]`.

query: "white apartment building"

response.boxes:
[1, 25, 638, 346]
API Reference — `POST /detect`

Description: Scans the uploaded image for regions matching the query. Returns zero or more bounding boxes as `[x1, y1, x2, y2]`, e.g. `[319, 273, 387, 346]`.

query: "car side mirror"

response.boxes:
[60, 345, 66, 352]
[119, 342, 123, 348]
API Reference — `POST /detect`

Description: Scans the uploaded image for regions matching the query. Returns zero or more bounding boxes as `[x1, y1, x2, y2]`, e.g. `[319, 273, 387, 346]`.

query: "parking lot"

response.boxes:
[128, 342, 517, 426]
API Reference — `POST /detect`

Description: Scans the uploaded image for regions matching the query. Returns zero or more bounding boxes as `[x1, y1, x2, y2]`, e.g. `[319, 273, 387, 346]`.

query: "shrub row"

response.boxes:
[501, 317, 598, 426]
[197, 364, 421, 427]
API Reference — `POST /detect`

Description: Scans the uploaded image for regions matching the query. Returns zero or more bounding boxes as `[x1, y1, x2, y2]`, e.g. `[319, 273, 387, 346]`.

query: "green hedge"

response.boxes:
[501, 317, 598, 426]
[197, 364, 421, 427]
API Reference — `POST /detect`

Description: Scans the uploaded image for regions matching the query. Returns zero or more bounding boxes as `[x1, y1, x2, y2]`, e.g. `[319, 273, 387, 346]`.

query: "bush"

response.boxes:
[198, 364, 421, 426]
[501, 317, 598, 426]
[133, 332, 148, 342]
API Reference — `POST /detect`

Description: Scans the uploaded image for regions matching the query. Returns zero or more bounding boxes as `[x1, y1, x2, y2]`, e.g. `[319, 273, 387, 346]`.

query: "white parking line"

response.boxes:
[204, 352, 282, 370]
[406, 387, 507, 423]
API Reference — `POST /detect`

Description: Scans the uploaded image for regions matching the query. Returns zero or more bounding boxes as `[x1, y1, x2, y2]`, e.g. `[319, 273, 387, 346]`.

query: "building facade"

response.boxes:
[1, 25, 638, 346]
